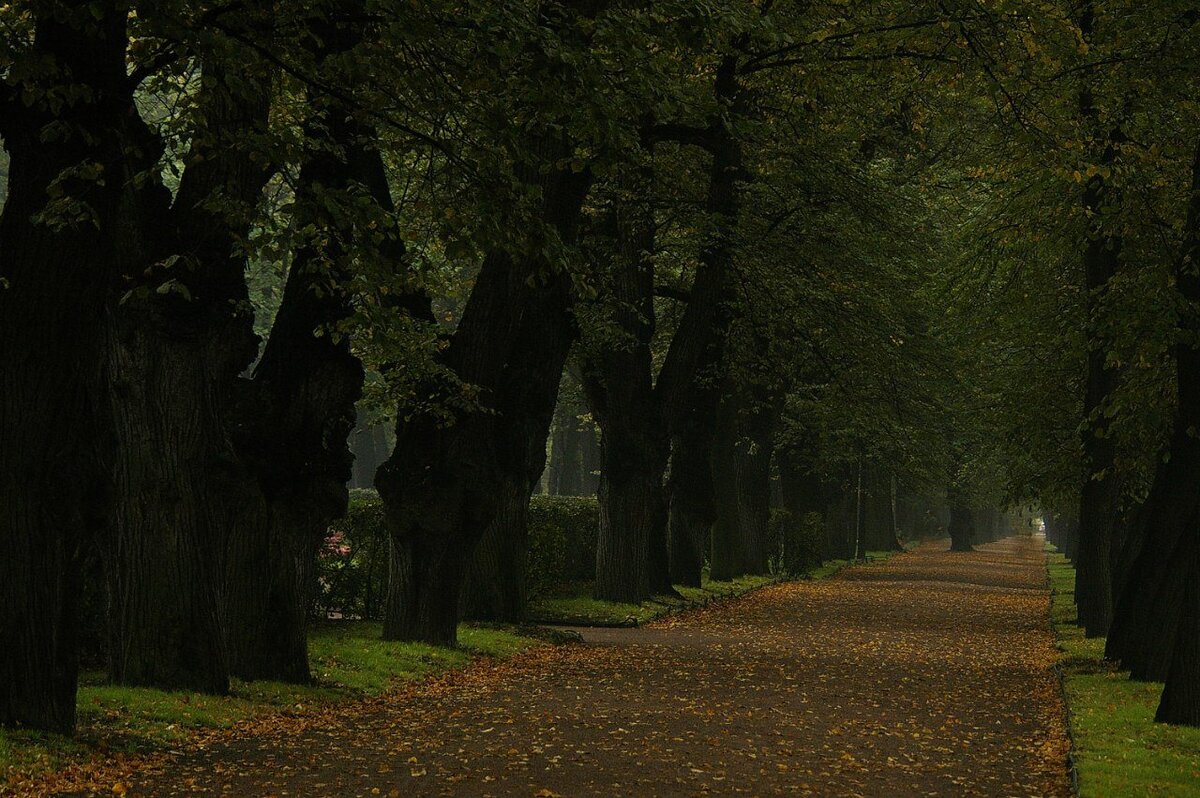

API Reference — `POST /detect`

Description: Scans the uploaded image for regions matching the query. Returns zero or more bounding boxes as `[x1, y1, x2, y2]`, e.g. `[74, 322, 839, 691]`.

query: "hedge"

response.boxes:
[313, 492, 600, 619]
[526, 495, 598, 594]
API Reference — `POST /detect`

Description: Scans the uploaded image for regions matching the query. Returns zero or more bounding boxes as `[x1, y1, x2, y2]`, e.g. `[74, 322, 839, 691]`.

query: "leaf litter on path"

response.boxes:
[27, 537, 1070, 797]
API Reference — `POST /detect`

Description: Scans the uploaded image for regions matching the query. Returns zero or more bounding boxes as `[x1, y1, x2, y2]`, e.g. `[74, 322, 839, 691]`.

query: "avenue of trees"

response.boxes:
[1, 0, 1198, 735]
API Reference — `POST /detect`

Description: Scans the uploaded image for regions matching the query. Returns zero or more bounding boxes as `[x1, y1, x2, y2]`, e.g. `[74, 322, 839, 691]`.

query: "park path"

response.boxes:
[70, 536, 1070, 797]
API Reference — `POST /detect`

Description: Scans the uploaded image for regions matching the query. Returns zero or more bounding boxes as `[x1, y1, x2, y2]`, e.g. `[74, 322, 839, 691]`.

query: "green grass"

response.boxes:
[529, 550, 898, 626]
[1046, 549, 1200, 797]
[1, 622, 539, 786]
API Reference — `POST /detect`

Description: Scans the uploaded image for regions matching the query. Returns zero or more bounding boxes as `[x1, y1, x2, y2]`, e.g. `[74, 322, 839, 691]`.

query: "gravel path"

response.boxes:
[60, 535, 1071, 797]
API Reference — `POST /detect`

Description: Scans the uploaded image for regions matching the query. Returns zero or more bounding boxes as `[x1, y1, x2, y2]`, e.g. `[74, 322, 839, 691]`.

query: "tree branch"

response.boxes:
[654, 285, 690, 303]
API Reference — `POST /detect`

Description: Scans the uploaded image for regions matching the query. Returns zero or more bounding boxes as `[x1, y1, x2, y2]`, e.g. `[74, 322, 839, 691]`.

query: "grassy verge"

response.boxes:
[0, 623, 540, 787]
[1046, 549, 1200, 797]
[529, 550, 899, 626]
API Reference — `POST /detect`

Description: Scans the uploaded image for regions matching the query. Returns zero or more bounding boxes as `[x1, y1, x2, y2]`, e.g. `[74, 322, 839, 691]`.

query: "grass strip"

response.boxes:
[1046, 548, 1200, 798]
[1, 623, 539, 787]
[529, 550, 900, 627]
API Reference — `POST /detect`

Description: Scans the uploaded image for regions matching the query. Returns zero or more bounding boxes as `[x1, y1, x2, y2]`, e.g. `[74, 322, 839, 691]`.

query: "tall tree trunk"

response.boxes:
[667, 425, 717, 587]
[1074, 2, 1125, 638]
[709, 395, 743, 581]
[585, 167, 673, 601]
[734, 392, 779, 575]
[776, 443, 824, 573]
[823, 478, 856, 561]
[220, 10, 405, 680]
[460, 483, 531, 622]
[459, 308, 573, 623]
[351, 417, 389, 490]
[0, 6, 133, 732]
[548, 391, 587, 496]
[594, 440, 670, 601]
[657, 56, 746, 588]
[1107, 141, 1200, 684]
[378, 145, 592, 642]
[862, 467, 904, 553]
[948, 486, 975, 553]
[106, 53, 272, 692]
[1156, 544, 1200, 726]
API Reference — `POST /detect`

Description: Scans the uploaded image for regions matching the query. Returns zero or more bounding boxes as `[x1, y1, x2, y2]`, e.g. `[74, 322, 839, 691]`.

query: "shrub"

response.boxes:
[527, 495, 598, 597]
[774, 507, 823, 574]
[313, 489, 390, 620]
[312, 491, 600, 618]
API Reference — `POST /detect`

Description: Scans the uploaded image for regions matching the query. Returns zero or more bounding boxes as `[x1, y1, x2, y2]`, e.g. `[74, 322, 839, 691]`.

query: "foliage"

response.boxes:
[314, 489, 390, 620]
[772, 508, 823, 575]
[314, 492, 600, 619]
[526, 495, 600, 594]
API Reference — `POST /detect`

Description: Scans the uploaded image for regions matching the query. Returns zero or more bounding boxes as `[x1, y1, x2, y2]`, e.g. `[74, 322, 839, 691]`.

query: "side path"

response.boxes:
[67, 536, 1071, 797]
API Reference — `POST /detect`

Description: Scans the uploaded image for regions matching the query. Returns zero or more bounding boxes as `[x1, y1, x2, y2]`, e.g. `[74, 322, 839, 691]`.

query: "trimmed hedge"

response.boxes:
[771, 507, 823, 574]
[527, 495, 598, 597]
[313, 491, 600, 619]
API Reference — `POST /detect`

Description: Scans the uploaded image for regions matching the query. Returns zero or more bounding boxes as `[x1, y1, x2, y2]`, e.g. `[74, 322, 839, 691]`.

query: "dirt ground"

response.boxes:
[54, 535, 1071, 797]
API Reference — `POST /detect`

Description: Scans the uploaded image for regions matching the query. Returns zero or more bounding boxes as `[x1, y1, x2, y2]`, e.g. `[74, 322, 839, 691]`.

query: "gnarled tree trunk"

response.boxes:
[106, 54, 272, 693]
[1107, 141, 1200, 690]
[0, 7, 133, 731]
[379, 157, 591, 643]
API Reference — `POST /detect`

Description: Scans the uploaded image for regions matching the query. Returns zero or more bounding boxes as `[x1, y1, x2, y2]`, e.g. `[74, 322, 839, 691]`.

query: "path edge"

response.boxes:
[1042, 540, 1082, 797]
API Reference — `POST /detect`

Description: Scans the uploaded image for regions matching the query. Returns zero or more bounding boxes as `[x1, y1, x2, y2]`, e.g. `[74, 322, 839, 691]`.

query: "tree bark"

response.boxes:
[219, 7, 418, 680]
[548, 396, 588, 496]
[776, 443, 824, 573]
[1107, 140, 1200, 682]
[378, 140, 592, 642]
[823, 478, 856, 561]
[584, 167, 674, 601]
[460, 483, 531, 622]
[667, 425, 717, 587]
[1074, 2, 1125, 638]
[948, 486, 975, 552]
[0, 5, 133, 732]
[657, 56, 746, 589]
[1156, 544, 1200, 726]
[105, 51, 273, 692]
[709, 395, 744, 581]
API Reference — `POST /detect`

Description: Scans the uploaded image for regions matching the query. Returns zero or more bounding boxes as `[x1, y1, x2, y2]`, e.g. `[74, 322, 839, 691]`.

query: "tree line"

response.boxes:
[1, 0, 1197, 736]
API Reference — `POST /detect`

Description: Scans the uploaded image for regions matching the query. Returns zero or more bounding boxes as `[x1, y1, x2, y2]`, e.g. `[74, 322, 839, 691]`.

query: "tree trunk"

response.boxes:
[378, 148, 592, 642]
[656, 55, 746, 588]
[106, 315, 246, 693]
[594, 444, 670, 601]
[583, 163, 675, 602]
[1106, 140, 1200, 681]
[0, 7, 134, 732]
[460, 484, 530, 622]
[1074, 2, 1126, 638]
[823, 479, 856, 561]
[351, 418, 389, 490]
[1156, 543, 1200, 726]
[863, 467, 904, 553]
[106, 54, 273, 692]
[709, 395, 743, 581]
[735, 393, 779, 575]
[948, 487, 975, 553]
[548, 401, 587, 496]
[776, 444, 824, 573]
[667, 427, 717, 587]
[221, 13, 400, 679]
